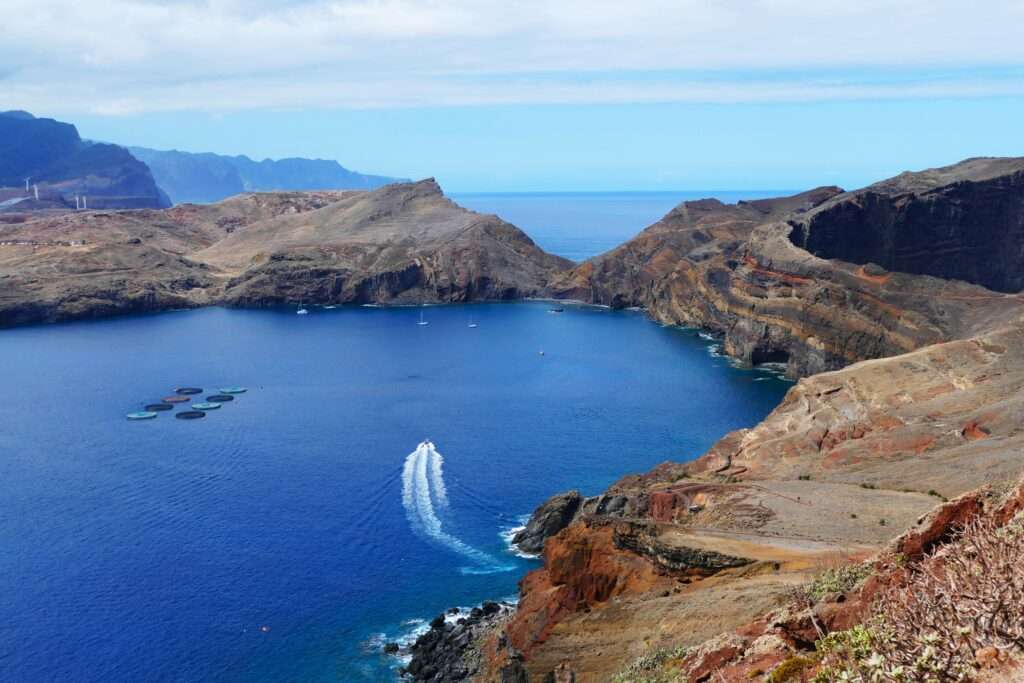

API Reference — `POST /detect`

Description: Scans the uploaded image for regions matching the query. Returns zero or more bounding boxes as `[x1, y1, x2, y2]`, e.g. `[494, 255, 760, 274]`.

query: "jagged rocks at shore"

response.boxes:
[511, 490, 583, 555]
[0, 179, 571, 327]
[402, 601, 515, 682]
[482, 157, 1024, 681]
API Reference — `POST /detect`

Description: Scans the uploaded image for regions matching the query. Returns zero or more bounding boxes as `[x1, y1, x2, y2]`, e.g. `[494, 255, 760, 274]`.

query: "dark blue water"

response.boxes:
[0, 303, 789, 682]
[451, 191, 791, 262]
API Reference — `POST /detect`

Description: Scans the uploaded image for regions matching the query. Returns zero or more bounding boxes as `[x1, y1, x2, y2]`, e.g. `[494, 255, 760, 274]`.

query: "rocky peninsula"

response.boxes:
[409, 157, 1024, 681]
[0, 179, 570, 327]
[4, 155, 1024, 681]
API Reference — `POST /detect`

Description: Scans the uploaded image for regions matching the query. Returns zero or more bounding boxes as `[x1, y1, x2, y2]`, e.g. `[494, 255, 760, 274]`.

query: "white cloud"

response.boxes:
[3, 0, 1024, 114]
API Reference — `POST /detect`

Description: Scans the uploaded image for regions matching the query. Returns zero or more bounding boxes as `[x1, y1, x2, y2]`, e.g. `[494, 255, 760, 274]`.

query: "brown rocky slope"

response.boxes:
[460, 159, 1024, 682]
[0, 179, 570, 327]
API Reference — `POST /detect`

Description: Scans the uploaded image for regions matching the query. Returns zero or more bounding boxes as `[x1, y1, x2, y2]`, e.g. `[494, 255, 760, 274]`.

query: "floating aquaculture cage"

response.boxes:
[218, 387, 247, 394]
[126, 411, 158, 420]
[175, 410, 206, 420]
[191, 402, 221, 411]
[162, 396, 191, 404]
[206, 394, 234, 402]
[145, 404, 174, 412]
[175, 387, 203, 395]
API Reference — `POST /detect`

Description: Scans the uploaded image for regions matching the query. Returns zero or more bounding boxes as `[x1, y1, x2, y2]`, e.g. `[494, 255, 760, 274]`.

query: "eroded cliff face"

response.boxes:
[488, 159, 1024, 682]
[549, 158, 1024, 379]
[790, 158, 1024, 294]
[0, 180, 570, 326]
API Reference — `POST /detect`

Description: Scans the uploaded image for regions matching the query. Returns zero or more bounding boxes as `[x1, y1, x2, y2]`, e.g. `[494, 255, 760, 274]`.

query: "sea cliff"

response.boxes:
[412, 157, 1024, 681]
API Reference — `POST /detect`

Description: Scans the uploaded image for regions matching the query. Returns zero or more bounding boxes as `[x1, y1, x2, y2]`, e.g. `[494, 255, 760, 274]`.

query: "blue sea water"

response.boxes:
[451, 191, 791, 262]
[0, 303, 790, 682]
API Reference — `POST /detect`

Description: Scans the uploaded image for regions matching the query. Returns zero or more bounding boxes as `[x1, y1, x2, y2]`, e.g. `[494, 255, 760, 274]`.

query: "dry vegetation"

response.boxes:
[814, 513, 1024, 682]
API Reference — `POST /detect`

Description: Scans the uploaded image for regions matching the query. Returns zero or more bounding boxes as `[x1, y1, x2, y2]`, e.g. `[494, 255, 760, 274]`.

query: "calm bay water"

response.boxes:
[451, 191, 791, 262]
[0, 303, 789, 682]
[1, 192, 794, 681]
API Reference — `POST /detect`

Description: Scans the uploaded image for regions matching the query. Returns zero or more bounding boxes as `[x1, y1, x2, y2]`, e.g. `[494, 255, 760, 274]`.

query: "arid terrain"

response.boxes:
[0, 179, 569, 327]
[405, 157, 1024, 682]
[3, 156, 1024, 682]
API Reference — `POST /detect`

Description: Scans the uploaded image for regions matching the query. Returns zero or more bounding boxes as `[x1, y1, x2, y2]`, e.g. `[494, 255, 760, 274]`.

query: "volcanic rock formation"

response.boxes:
[478, 158, 1024, 681]
[0, 179, 570, 326]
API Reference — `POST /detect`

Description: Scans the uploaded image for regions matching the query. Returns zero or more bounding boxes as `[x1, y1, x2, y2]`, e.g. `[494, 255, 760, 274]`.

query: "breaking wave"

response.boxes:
[401, 441, 511, 574]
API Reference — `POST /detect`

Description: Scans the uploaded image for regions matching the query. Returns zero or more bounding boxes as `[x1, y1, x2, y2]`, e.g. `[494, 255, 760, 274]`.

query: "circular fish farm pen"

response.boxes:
[175, 410, 207, 420]
[126, 411, 158, 420]
[162, 396, 191, 404]
[218, 387, 247, 394]
[191, 402, 222, 411]
[175, 387, 203, 395]
[145, 404, 174, 412]
[206, 394, 234, 402]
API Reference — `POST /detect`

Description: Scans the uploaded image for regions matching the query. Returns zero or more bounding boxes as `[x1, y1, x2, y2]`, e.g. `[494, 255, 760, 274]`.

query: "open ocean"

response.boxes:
[0, 193, 792, 682]
[451, 191, 791, 262]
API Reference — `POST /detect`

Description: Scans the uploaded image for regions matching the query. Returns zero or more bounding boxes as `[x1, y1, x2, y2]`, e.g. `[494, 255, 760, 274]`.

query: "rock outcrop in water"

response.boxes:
[476, 158, 1024, 681]
[0, 179, 570, 327]
[511, 491, 583, 555]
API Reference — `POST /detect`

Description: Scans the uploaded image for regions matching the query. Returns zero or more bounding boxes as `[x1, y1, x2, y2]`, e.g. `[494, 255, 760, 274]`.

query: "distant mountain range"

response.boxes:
[0, 110, 405, 210]
[0, 111, 170, 209]
[129, 146, 406, 205]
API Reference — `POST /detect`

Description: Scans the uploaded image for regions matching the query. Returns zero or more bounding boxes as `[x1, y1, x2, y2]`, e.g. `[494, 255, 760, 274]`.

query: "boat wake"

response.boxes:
[401, 441, 512, 574]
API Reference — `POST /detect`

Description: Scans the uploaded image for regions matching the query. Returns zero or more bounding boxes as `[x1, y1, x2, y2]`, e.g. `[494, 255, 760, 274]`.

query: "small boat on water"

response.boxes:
[548, 307, 564, 313]
[296, 302, 309, 315]
[468, 314, 478, 329]
[417, 309, 429, 326]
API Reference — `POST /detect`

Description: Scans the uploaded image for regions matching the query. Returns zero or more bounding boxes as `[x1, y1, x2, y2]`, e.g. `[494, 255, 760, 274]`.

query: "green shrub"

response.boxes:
[768, 655, 814, 682]
[611, 645, 688, 683]
[807, 563, 872, 601]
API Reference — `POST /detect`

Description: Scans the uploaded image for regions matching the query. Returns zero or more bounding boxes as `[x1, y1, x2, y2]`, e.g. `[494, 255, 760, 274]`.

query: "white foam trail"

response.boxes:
[401, 441, 509, 572]
[428, 446, 448, 509]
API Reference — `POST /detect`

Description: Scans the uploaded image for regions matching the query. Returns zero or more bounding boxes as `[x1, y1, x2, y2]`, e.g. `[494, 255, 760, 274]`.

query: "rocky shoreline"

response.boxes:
[392, 601, 518, 683]
[7, 156, 1024, 680]
[0, 179, 571, 329]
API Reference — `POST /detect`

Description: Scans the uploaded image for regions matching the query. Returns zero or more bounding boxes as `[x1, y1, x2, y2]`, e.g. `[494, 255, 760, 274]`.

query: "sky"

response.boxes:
[5, 1, 1024, 191]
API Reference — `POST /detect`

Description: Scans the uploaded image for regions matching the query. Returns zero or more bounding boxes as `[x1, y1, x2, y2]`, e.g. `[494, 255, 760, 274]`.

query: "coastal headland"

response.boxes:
[5, 157, 1024, 681]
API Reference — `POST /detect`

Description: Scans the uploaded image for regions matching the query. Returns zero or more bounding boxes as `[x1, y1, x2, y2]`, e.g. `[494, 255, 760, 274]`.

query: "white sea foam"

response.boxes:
[401, 441, 511, 573]
[499, 515, 541, 559]
[428, 447, 448, 509]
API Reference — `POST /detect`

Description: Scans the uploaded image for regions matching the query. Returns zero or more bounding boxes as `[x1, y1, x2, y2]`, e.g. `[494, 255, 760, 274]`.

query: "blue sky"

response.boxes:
[71, 97, 1024, 192]
[6, 1, 1024, 192]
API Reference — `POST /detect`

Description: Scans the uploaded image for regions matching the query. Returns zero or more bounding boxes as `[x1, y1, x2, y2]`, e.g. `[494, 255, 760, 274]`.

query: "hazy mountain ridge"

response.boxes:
[0, 111, 169, 209]
[129, 146, 406, 204]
